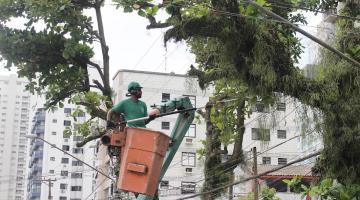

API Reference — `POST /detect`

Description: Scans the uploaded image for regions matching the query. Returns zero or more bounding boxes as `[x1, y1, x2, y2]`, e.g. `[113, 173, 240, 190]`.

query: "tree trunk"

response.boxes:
[202, 99, 246, 199]
[203, 103, 222, 200]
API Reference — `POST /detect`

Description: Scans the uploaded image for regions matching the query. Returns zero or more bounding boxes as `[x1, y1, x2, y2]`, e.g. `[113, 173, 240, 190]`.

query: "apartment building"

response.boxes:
[237, 98, 322, 200]
[0, 75, 31, 200]
[27, 101, 97, 200]
[93, 69, 322, 200]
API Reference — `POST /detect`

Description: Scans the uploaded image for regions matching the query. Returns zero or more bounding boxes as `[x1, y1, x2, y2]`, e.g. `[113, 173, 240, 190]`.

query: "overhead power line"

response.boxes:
[246, 0, 360, 68]
[256, 1, 360, 21]
[133, 33, 163, 70]
[26, 135, 114, 181]
[177, 151, 321, 200]
[84, 178, 108, 200]
[195, 121, 319, 185]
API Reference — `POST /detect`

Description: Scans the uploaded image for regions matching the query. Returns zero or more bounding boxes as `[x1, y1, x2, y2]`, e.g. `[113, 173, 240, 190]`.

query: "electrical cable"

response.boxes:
[166, 97, 294, 173]
[176, 151, 321, 200]
[245, 1, 360, 21]
[27, 136, 114, 181]
[193, 120, 320, 187]
[132, 33, 163, 70]
[84, 178, 108, 200]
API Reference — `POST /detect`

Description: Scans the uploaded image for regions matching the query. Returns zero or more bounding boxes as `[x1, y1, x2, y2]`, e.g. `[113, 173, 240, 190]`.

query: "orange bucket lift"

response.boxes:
[117, 127, 170, 196]
[102, 97, 195, 199]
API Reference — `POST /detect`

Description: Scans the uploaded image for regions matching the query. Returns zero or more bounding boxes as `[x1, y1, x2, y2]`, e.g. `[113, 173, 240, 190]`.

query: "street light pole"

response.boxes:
[25, 135, 114, 181]
[45, 178, 56, 200]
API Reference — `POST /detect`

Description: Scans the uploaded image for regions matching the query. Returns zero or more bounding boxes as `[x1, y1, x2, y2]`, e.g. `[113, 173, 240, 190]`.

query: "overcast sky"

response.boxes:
[0, 4, 323, 78]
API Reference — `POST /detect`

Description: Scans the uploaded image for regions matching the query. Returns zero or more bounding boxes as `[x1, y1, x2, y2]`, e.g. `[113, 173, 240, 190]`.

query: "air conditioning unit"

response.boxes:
[185, 167, 193, 174]
[185, 138, 193, 144]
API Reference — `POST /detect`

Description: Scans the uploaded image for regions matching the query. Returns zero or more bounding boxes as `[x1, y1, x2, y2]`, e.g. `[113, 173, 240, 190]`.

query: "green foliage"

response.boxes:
[240, 187, 280, 200]
[283, 176, 303, 193]
[300, 178, 360, 200]
[181, 4, 210, 18]
[0, 0, 113, 141]
[261, 187, 281, 200]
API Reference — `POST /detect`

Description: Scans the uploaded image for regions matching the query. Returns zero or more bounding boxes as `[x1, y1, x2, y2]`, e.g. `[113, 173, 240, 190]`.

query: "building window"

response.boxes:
[72, 148, 83, 154]
[251, 103, 270, 113]
[61, 158, 69, 164]
[72, 161, 83, 166]
[277, 130, 287, 139]
[161, 122, 170, 130]
[162, 93, 170, 102]
[59, 197, 67, 200]
[181, 152, 196, 166]
[64, 108, 71, 114]
[278, 158, 287, 165]
[60, 184, 67, 190]
[181, 182, 196, 194]
[185, 124, 196, 138]
[77, 111, 85, 117]
[50, 157, 55, 161]
[276, 102, 286, 111]
[183, 95, 196, 107]
[185, 167, 193, 173]
[251, 128, 270, 141]
[52, 119, 57, 123]
[63, 134, 70, 139]
[63, 120, 71, 126]
[51, 132, 56, 135]
[262, 157, 271, 165]
[71, 186, 82, 191]
[49, 170, 54, 174]
[60, 171, 68, 177]
[73, 136, 83, 141]
[62, 145, 70, 151]
[159, 180, 169, 189]
[71, 173, 83, 179]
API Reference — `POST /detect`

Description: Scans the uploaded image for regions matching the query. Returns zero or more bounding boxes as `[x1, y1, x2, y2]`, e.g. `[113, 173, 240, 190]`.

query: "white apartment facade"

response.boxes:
[27, 101, 97, 200]
[94, 69, 322, 200]
[0, 75, 31, 200]
[236, 98, 322, 200]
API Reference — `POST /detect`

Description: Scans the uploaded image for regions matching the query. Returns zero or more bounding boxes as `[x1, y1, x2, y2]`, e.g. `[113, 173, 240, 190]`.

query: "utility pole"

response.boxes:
[228, 171, 234, 200]
[43, 178, 56, 200]
[252, 147, 258, 200]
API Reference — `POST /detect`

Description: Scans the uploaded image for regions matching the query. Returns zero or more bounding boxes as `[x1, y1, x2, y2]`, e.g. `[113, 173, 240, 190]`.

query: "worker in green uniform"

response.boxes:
[106, 81, 159, 128]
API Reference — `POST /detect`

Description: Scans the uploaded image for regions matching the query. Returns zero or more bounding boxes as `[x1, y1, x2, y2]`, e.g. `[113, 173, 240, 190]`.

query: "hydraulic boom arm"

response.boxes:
[137, 97, 195, 200]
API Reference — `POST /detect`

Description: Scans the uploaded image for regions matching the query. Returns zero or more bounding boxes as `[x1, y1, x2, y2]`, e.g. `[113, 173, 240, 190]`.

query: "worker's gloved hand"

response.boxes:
[106, 120, 116, 129]
[148, 114, 156, 121]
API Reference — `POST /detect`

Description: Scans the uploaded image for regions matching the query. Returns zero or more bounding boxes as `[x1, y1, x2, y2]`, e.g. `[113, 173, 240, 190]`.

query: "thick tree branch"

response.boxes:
[71, 0, 95, 8]
[76, 129, 106, 147]
[146, 15, 171, 29]
[87, 60, 105, 83]
[76, 101, 107, 120]
[94, 1, 111, 100]
[92, 79, 106, 94]
[147, 22, 171, 29]
[164, 17, 227, 43]
[47, 89, 78, 108]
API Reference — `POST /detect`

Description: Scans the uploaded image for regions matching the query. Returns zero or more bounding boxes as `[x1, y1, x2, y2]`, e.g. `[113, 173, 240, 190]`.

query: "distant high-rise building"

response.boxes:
[27, 101, 97, 200]
[0, 75, 31, 200]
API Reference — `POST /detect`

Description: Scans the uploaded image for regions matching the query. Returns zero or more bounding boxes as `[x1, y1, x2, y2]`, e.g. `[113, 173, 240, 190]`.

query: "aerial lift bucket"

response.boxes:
[117, 127, 170, 196]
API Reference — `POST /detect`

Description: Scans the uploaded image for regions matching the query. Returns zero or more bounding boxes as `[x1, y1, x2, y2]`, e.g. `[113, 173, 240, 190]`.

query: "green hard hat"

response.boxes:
[127, 81, 142, 91]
